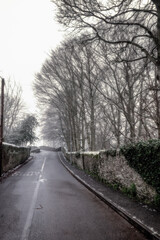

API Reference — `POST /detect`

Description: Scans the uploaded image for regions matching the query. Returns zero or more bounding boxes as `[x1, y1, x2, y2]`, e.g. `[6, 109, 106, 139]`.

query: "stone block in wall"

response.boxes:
[65, 153, 76, 165]
[65, 152, 84, 169]
[83, 153, 99, 174]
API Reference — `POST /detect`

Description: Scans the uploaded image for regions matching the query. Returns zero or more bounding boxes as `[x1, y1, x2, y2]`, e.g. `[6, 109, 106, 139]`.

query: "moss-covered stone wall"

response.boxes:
[2, 143, 30, 172]
[64, 149, 157, 202]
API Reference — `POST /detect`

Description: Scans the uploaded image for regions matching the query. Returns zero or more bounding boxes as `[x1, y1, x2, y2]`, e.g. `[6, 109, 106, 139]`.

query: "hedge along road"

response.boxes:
[0, 151, 148, 240]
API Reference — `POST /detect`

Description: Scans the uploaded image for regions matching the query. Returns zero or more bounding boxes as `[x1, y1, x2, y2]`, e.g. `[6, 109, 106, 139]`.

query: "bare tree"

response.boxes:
[40, 105, 64, 147]
[92, 41, 154, 143]
[34, 38, 104, 151]
[3, 79, 24, 139]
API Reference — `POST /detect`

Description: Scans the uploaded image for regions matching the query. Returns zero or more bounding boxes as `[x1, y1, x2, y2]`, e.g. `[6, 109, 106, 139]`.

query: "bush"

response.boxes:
[120, 139, 160, 194]
[104, 149, 117, 157]
[121, 184, 137, 198]
[154, 194, 160, 206]
[75, 152, 81, 158]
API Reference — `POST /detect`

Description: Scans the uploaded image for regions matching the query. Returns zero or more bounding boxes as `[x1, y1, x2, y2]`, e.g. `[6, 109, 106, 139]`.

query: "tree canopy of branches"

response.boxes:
[34, 36, 160, 150]
[34, 0, 160, 150]
[51, 0, 160, 76]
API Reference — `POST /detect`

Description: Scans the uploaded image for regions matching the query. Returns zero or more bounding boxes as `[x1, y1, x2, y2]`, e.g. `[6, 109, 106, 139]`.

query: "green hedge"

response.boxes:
[120, 139, 160, 194]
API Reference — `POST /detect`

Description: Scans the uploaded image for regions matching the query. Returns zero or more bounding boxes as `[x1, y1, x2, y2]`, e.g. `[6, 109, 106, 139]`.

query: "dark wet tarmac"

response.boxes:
[0, 151, 147, 240]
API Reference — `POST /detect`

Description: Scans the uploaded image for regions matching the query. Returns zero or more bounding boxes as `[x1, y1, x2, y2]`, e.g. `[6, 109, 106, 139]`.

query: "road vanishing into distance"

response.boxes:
[0, 151, 147, 240]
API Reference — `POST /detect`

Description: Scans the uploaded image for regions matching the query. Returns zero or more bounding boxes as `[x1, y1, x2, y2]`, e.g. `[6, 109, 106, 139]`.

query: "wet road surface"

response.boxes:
[0, 151, 148, 240]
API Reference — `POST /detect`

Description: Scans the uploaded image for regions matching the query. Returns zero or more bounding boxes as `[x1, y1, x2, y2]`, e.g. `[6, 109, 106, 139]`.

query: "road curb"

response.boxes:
[0, 156, 33, 182]
[58, 152, 160, 240]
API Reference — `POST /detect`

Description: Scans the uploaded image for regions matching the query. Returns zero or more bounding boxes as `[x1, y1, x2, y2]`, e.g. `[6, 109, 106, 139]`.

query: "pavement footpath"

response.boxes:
[58, 152, 160, 240]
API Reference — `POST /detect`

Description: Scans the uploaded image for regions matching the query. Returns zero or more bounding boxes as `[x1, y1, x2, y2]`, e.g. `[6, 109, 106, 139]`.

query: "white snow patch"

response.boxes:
[67, 151, 100, 155]
[3, 142, 29, 149]
[82, 151, 100, 155]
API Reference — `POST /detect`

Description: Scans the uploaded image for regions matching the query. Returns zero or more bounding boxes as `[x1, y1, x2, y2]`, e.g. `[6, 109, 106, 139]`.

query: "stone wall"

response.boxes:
[2, 143, 30, 172]
[65, 150, 156, 201]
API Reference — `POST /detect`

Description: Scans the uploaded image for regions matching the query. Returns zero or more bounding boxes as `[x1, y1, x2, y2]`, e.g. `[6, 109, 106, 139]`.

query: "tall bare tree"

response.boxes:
[34, 38, 103, 151]
[4, 79, 24, 139]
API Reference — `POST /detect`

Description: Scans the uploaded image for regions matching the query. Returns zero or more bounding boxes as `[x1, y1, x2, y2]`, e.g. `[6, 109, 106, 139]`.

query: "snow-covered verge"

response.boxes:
[2, 143, 30, 173]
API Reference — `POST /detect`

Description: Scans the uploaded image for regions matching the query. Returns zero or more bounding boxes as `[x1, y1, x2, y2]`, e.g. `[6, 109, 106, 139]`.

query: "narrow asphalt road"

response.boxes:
[0, 151, 148, 240]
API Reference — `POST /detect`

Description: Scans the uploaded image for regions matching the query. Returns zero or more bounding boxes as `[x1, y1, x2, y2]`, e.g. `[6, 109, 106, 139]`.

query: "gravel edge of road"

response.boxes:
[58, 152, 160, 240]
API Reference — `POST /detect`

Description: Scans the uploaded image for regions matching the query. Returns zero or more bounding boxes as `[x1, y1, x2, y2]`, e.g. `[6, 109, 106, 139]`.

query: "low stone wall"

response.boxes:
[64, 150, 156, 202]
[2, 143, 30, 172]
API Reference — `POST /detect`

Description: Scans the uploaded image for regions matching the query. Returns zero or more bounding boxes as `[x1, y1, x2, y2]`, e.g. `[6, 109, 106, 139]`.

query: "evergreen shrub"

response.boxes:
[120, 139, 160, 194]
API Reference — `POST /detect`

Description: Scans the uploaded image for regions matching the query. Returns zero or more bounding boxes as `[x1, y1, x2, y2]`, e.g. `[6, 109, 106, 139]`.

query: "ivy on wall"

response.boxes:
[120, 139, 160, 194]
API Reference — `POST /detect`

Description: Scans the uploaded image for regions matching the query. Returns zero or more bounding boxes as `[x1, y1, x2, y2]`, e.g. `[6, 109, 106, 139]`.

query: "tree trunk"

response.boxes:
[90, 98, 96, 151]
[138, 79, 144, 139]
[154, 1, 160, 138]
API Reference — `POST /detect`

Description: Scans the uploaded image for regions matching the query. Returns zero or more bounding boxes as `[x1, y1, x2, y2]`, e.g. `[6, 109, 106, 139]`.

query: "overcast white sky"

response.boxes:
[0, 0, 64, 113]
